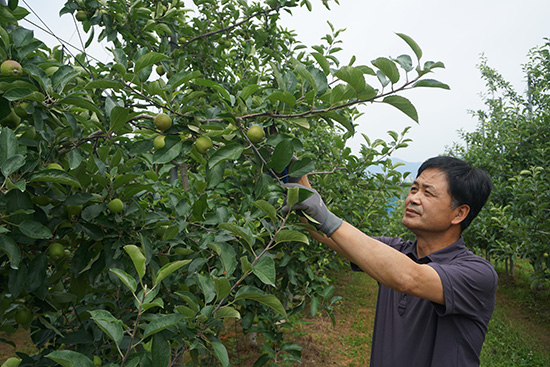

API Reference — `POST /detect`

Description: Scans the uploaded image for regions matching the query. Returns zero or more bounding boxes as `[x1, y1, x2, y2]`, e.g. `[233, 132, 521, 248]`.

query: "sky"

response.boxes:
[22, 0, 550, 162]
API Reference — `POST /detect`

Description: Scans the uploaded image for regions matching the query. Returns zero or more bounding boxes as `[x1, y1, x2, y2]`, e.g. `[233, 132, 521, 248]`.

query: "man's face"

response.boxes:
[402, 168, 461, 234]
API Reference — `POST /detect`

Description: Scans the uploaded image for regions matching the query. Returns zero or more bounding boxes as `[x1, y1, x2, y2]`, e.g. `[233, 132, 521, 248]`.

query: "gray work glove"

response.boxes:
[282, 183, 343, 236]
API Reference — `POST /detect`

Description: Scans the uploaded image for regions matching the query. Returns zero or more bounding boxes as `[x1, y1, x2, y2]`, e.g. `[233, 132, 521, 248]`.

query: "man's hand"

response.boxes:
[282, 183, 343, 236]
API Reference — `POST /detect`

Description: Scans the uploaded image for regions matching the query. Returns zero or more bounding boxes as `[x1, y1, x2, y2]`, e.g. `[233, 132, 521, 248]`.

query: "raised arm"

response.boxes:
[285, 181, 444, 305]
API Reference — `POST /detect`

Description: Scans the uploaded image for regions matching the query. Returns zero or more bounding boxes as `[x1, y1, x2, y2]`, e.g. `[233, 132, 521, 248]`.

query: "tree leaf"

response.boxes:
[268, 139, 294, 173]
[135, 52, 169, 73]
[0, 126, 18, 166]
[412, 79, 450, 90]
[29, 169, 81, 188]
[286, 186, 299, 211]
[253, 255, 276, 286]
[109, 268, 137, 293]
[152, 332, 170, 367]
[311, 52, 330, 75]
[3, 88, 44, 102]
[193, 78, 231, 101]
[18, 220, 53, 239]
[396, 32, 422, 60]
[382, 95, 418, 123]
[266, 91, 296, 108]
[293, 62, 317, 95]
[46, 350, 95, 367]
[57, 96, 102, 117]
[124, 245, 146, 280]
[207, 143, 243, 169]
[152, 135, 183, 164]
[210, 340, 229, 367]
[197, 273, 216, 304]
[235, 292, 287, 318]
[253, 200, 277, 223]
[109, 106, 130, 133]
[216, 242, 237, 277]
[239, 84, 260, 101]
[219, 223, 253, 248]
[394, 54, 414, 72]
[371, 57, 400, 84]
[321, 110, 355, 134]
[67, 149, 83, 170]
[310, 295, 320, 316]
[213, 277, 231, 301]
[89, 310, 124, 346]
[213, 306, 241, 319]
[274, 230, 309, 245]
[143, 314, 185, 339]
[334, 65, 366, 92]
[1, 154, 25, 177]
[0, 234, 21, 269]
[240, 255, 253, 274]
[154, 260, 191, 286]
[288, 157, 315, 178]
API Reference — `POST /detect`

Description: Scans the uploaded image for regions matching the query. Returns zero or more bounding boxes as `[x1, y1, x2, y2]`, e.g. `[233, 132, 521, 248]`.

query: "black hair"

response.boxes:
[417, 156, 493, 231]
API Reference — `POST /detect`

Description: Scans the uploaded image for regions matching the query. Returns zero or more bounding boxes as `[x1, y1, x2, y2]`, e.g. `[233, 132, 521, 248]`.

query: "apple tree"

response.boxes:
[449, 41, 550, 284]
[0, 0, 449, 365]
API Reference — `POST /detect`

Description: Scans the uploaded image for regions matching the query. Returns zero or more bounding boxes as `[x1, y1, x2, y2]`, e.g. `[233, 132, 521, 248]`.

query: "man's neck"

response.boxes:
[415, 230, 461, 258]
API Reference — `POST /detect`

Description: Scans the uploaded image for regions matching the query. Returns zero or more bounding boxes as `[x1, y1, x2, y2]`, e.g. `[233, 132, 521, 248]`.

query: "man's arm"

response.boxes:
[329, 222, 444, 305]
[292, 176, 445, 305]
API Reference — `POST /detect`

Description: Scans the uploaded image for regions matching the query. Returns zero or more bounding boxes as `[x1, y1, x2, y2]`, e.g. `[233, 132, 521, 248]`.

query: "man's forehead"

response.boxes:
[414, 168, 449, 190]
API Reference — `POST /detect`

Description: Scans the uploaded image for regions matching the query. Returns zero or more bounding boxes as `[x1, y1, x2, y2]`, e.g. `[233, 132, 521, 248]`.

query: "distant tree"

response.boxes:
[448, 40, 550, 283]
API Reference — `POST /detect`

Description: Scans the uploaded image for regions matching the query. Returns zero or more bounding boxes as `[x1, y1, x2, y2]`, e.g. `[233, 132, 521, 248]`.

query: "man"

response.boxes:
[283, 156, 497, 367]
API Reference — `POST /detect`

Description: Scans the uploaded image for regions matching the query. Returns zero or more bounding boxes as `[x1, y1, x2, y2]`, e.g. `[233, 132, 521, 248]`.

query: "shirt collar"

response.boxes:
[405, 237, 468, 264]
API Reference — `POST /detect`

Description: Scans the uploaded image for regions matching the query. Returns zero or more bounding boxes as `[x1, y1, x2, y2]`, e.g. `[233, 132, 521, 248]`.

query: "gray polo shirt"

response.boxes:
[353, 236, 498, 367]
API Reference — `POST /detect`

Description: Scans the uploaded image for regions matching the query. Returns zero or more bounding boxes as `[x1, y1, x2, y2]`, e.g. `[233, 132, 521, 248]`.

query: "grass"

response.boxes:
[279, 260, 550, 367]
[480, 259, 550, 367]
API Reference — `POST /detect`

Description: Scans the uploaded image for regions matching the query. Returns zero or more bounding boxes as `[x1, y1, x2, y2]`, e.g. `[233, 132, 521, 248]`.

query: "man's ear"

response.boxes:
[452, 205, 470, 225]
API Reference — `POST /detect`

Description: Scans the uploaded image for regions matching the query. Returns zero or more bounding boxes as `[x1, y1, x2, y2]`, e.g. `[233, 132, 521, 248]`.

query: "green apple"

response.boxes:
[48, 242, 65, 258]
[14, 308, 32, 324]
[1, 60, 23, 77]
[75, 10, 87, 21]
[0, 109, 21, 128]
[47, 163, 64, 170]
[108, 198, 124, 213]
[156, 64, 165, 76]
[33, 195, 52, 206]
[195, 136, 213, 154]
[247, 125, 265, 143]
[154, 112, 172, 131]
[66, 205, 83, 216]
[14, 102, 29, 118]
[153, 135, 166, 149]
[21, 126, 36, 139]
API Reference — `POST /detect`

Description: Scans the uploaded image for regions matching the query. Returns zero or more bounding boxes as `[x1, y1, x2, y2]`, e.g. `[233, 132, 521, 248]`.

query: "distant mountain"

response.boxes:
[393, 158, 422, 178]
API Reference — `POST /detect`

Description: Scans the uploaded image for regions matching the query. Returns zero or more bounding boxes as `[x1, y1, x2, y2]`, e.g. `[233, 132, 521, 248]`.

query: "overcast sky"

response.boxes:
[23, 0, 550, 162]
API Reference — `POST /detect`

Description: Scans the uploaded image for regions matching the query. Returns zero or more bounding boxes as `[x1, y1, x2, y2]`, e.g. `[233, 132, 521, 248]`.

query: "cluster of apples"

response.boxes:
[152, 112, 265, 154]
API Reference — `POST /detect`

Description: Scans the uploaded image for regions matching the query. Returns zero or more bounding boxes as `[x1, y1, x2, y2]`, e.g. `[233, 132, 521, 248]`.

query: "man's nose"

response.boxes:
[408, 191, 421, 204]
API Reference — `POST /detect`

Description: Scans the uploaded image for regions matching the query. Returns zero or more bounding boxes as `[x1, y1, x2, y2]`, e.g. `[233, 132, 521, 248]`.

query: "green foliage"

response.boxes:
[0, 0, 446, 365]
[448, 40, 550, 286]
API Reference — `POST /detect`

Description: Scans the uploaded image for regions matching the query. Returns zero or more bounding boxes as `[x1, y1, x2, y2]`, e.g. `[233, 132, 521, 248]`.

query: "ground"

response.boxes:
[1, 266, 549, 366]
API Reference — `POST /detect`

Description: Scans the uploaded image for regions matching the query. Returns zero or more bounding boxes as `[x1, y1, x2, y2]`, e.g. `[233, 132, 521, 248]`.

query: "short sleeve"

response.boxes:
[429, 257, 498, 319]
